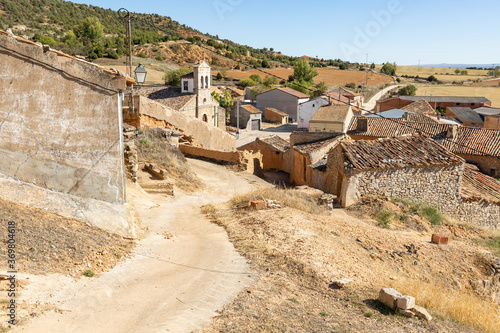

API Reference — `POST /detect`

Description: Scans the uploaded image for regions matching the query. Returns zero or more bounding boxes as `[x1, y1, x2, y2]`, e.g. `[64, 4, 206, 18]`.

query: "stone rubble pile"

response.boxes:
[378, 288, 432, 321]
[123, 124, 138, 183]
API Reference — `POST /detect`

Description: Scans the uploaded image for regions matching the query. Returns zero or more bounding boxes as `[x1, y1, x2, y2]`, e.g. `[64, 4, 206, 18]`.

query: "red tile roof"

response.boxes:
[241, 104, 262, 114]
[462, 164, 500, 203]
[348, 117, 451, 140]
[310, 105, 351, 123]
[272, 87, 310, 99]
[257, 135, 290, 152]
[442, 127, 500, 157]
[401, 99, 436, 116]
[340, 136, 464, 171]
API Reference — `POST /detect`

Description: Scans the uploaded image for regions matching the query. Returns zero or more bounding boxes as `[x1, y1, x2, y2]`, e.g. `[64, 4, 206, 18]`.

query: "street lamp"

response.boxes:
[134, 63, 147, 85]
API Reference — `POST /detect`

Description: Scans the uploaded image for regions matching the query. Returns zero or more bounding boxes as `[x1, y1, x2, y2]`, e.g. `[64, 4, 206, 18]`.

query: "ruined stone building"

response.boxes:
[325, 136, 465, 207]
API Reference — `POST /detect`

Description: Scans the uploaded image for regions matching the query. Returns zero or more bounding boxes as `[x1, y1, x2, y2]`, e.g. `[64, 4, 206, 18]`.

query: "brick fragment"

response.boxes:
[431, 234, 449, 245]
[249, 200, 267, 210]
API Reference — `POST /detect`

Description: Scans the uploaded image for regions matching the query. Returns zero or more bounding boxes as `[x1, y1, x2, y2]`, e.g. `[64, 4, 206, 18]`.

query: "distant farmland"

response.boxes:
[416, 85, 500, 107]
[215, 68, 394, 87]
[395, 65, 489, 82]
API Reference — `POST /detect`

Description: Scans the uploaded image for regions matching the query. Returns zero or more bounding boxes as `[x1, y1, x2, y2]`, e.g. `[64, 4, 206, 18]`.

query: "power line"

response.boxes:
[135, 14, 500, 161]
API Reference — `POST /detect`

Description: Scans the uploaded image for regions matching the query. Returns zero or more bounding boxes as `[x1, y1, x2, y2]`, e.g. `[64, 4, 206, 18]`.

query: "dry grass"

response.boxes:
[135, 128, 202, 190]
[230, 187, 325, 214]
[396, 66, 488, 77]
[416, 85, 500, 107]
[391, 278, 500, 333]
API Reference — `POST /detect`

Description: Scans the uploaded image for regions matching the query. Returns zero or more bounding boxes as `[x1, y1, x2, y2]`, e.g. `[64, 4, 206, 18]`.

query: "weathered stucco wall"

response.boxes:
[0, 34, 127, 204]
[136, 96, 236, 152]
[238, 140, 291, 173]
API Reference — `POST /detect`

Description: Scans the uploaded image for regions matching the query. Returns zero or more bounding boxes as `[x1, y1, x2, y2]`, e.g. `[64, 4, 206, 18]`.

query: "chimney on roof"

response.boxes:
[357, 116, 368, 132]
[447, 125, 458, 139]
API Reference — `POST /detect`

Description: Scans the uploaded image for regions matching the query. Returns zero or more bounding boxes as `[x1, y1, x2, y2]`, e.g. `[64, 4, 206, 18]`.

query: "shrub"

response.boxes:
[137, 52, 147, 58]
[398, 84, 417, 96]
[375, 209, 392, 228]
[155, 56, 163, 61]
[238, 78, 257, 88]
[83, 269, 95, 277]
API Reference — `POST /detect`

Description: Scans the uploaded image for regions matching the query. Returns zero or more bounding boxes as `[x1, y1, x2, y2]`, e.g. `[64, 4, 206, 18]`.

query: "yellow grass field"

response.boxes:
[416, 85, 500, 107]
[395, 66, 489, 83]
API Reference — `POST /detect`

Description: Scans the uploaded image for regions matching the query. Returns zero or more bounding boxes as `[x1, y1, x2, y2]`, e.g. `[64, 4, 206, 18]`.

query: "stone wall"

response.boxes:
[131, 96, 236, 152]
[123, 125, 138, 182]
[0, 33, 126, 204]
[442, 200, 500, 228]
[179, 144, 263, 175]
[341, 164, 463, 208]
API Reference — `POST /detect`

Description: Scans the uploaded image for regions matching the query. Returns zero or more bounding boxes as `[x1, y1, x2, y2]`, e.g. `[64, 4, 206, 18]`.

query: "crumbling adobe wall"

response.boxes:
[179, 144, 262, 175]
[0, 33, 127, 204]
[135, 96, 235, 152]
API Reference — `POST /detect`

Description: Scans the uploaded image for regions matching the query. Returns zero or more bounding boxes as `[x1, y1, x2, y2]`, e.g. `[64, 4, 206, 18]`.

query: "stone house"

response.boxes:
[325, 136, 465, 207]
[309, 105, 353, 133]
[484, 115, 500, 130]
[442, 126, 500, 178]
[264, 107, 289, 124]
[376, 96, 491, 113]
[256, 87, 309, 121]
[0, 30, 133, 205]
[446, 107, 484, 127]
[291, 134, 345, 186]
[230, 104, 262, 131]
[238, 135, 291, 172]
[297, 97, 330, 130]
[136, 59, 225, 128]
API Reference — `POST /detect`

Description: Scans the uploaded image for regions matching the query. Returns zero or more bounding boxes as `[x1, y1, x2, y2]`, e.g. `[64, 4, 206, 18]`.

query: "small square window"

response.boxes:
[456, 103, 461, 106]
[471, 103, 475, 106]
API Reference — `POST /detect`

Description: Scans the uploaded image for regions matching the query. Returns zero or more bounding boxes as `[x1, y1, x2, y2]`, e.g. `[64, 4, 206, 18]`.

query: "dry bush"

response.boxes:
[230, 187, 324, 214]
[135, 128, 202, 190]
[390, 278, 500, 333]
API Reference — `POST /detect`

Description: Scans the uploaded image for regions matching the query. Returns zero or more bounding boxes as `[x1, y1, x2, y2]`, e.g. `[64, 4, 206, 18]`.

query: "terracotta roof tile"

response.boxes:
[259, 87, 309, 99]
[294, 135, 345, 155]
[401, 99, 436, 115]
[136, 86, 196, 111]
[340, 136, 464, 171]
[241, 104, 262, 114]
[348, 117, 451, 140]
[403, 112, 439, 123]
[310, 105, 351, 123]
[442, 127, 500, 157]
[265, 107, 288, 117]
[462, 164, 500, 203]
[258, 135, 290, 152]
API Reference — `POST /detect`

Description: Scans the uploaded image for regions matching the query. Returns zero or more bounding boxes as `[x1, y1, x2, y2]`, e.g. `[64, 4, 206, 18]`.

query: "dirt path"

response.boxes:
[12, 159, 270, 333]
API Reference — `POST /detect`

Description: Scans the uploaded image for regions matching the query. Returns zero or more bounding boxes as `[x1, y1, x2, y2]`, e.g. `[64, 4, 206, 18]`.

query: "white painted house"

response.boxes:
[297, 97, 329, 130]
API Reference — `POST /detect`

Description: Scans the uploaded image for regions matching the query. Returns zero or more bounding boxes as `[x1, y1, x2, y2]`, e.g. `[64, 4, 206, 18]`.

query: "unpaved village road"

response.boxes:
[13, 159, 270, 333]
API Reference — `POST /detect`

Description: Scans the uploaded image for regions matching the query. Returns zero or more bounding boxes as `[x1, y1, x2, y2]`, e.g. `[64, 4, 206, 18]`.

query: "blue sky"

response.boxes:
[74, 0, 499, 65]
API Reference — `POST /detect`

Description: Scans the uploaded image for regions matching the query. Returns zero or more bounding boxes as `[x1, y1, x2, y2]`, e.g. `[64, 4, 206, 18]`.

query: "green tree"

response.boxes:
[381, 62, 397, 76]
[262, 58, 271, 68]
[263, 76, 278, 87]
[461, 70, 468, 75]
[370, 63, 376, 70]
[74, 17, 104, 43]
[427, 75, 438, 82]
[249, 74, 262, 83]
[454, 69, 461, 75]
[238, 78, 257, 88]
[398, 84, 417, 96]
[488, 66, 500, 78]
[311, 82, 327, 98]
[216, 72, 223, 81]
[163, 67, 192, 86]
[211, 91, 233, 110]
[292, 59, 318, 84]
